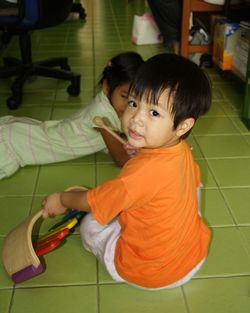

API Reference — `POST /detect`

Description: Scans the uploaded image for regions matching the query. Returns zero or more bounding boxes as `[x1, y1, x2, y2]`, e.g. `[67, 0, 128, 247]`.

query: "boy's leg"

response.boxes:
[80, 213, 206, 290]
[80, 213, 125, 282]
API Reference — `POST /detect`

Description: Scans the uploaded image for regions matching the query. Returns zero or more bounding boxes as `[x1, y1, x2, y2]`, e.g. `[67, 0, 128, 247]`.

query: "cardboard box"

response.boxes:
[232, 25, 250, 79]
[212, 19, 240, 70]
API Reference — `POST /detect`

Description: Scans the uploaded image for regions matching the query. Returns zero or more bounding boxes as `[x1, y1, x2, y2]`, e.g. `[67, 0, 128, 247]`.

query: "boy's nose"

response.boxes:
[131, 109, 144, 126]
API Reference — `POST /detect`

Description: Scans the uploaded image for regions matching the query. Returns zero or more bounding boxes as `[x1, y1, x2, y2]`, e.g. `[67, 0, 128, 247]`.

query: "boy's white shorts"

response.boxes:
[80, 213, 205, 290]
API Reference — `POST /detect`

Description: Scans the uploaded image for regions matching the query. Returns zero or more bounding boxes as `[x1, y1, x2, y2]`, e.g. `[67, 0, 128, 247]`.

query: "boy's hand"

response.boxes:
[42, 192, 67, 219]
[124, 143, 138, 158]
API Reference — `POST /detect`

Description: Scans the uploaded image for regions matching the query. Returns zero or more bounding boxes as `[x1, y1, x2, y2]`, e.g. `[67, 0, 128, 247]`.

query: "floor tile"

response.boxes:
[54, 91, 93, 107]
[207, 158, 250, 187]
[195, 160, 218, 188]
[18, 91, 56, 107]
[205, 100, 229, 116]
[197, 228, 250, 277]
[244, 134, 250, 145]
[98, 262, 116, 284]
[96, 163, 121, 184]
[231, 116, 250, 134]
[201, 189, 235, 226]
[219, 83, 245, 110]
[35, 164, 96, 194]
[210, 87, 224, 101]
[221, 188, 250, 225]
[193, 116, 240, 135]
[19, 235, 97, 287]
[0, 100, 9, 115]
[0, 106, 52, 120]
[186, 136, 203, 159]
[11, 285, 98, 313]
[0, 238, 15, 288]
[95, 151, 114, 163]
[99, 284, 188, 313]
[0, 289, 12, 313]
[184, 276, 250, 313]
[239, 227, 250, 251]
[0, 196, 33, 236]
[0, 167, 39, 196]
[195, 134, 250, 158]
[51, 106, 83, 120]
[217, 100, 241, 116]
[56, 154, 96, 165]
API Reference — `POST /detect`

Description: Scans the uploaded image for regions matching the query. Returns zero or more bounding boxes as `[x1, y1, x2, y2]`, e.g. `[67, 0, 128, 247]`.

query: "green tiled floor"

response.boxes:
[0, 0, 250, 312]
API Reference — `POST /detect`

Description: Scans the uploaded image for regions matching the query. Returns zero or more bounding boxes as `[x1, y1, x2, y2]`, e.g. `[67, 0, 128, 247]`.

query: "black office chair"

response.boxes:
[0, 0, 81, 109]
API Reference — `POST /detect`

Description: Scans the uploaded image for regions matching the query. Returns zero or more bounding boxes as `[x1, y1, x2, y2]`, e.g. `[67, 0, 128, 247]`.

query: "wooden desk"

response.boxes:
[180, 0, 223, 57]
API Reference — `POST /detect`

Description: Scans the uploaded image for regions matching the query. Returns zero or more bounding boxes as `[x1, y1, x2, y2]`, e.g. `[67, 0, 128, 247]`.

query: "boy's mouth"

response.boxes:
[128, 128, 143, 141]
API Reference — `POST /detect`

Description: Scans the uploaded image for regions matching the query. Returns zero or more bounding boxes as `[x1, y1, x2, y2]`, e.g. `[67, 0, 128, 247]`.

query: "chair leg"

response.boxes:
[7, 70, 31, 109]
[0, 66, 19, 78]
[3, 57, 21, 67]
[37, 57, 71, 71]
[34, 66, 81, 96]
[19, 32, 32, 64]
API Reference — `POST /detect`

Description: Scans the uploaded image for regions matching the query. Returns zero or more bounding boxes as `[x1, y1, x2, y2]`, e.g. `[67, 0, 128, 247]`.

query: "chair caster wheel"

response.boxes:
[79, 11, 87, 20]
[67, 84, 80, 96]
[7, 96, 21, 110]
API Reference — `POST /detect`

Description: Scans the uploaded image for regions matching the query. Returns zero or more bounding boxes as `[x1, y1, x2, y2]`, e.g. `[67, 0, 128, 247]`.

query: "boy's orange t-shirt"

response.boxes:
[87, 141, 211, 288]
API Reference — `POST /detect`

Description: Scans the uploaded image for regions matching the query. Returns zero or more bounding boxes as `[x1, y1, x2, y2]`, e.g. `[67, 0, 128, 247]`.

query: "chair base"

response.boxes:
[0, 23, 81, 109]
[0, 56, 81, 109]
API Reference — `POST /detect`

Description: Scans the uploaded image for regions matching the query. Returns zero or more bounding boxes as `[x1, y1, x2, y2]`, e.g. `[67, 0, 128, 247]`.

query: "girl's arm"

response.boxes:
[42, 191, 91, 219]
[98, 127, 131, 167]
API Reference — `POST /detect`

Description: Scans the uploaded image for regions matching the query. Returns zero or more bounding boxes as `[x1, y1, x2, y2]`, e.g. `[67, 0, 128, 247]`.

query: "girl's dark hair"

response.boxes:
[99, 52, 144, 96]
[129, 53, 212, 138]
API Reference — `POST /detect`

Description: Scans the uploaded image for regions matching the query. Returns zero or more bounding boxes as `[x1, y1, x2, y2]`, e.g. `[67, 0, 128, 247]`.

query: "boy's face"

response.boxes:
[122, 90, 181, 149]
[110, 83, 130, 118]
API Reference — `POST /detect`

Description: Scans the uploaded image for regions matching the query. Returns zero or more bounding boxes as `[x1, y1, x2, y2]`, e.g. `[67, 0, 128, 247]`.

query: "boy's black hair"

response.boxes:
[99, 52, 144, 96]
[129, 53, 212, 138]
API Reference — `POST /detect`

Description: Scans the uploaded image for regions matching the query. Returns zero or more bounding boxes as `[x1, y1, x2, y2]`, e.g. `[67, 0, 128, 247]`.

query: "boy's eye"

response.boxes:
[128, 100, 137, 107]
[150, 110, 159, 117]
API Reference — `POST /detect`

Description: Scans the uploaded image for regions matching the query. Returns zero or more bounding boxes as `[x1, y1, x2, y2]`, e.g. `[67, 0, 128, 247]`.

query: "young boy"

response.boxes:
[42, 53, 212, 289]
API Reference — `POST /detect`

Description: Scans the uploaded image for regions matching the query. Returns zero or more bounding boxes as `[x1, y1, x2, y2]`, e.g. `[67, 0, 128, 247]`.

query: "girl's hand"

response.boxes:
[42, 192, 67, 219]
[123, 143, 138, 158]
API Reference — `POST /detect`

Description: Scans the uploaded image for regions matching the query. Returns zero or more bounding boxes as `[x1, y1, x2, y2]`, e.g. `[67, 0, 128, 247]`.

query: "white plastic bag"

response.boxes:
[132, 13, 163, 45]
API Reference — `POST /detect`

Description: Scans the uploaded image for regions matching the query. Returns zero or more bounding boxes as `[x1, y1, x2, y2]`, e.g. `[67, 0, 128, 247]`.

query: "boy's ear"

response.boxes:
[176, 118, 195, 137]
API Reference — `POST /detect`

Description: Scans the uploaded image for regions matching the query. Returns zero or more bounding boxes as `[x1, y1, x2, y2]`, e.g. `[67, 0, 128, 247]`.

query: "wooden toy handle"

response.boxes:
[2, 209, 43, 276]
[93, 116, 127, 145]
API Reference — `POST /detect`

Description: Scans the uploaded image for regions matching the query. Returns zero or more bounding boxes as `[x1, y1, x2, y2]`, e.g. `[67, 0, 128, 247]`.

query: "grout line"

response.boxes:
[192, 273, 250, 280]
[181, 286, 191, 313]
[96, 261, 101, 313]
[7, 285, 15, 313]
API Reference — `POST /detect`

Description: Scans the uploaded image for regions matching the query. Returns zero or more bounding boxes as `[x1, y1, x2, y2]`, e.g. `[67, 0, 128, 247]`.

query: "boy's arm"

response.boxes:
[42, 191, 91, 219]
[98, 128, 130, 167]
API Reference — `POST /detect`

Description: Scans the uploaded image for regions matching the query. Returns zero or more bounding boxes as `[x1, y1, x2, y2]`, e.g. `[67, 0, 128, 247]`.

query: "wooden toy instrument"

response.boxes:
[2, 185, 87, 283]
